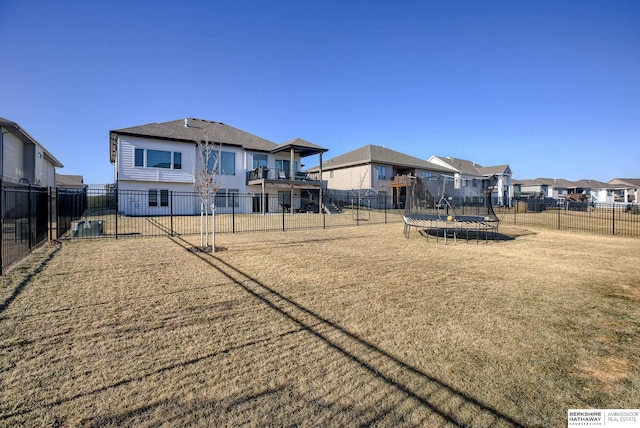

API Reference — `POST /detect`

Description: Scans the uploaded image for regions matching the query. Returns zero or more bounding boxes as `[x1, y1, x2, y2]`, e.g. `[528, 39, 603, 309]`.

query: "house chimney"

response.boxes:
[184, 118, 188, 128]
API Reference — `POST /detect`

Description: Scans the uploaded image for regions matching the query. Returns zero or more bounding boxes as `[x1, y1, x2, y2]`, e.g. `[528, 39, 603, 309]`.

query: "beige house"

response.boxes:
[308, 145, 451, 209]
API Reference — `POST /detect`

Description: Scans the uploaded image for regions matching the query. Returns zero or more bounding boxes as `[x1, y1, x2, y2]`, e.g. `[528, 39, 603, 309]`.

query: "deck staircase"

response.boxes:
[322, 194, 342, 214]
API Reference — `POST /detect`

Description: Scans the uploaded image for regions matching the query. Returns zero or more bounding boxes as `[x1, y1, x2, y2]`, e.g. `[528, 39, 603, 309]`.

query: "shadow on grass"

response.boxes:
[417, 226, 536, 243]
[167, 236, 527, 427]
[0, 243, 61, 314]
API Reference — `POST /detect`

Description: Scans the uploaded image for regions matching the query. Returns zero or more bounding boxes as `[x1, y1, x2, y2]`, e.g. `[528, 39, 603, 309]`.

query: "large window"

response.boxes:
[135, 148, 182, 169]
[253, 154, 268, 169]
[214, 189, 240, 208]
[275, 160, 299, 177]
[376, 166, 387, 180]
[208, 151, 236, 175]
[147, 150, 171, 168]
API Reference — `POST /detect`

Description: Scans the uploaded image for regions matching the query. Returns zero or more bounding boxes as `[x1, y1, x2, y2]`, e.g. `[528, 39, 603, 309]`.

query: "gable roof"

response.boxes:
[309, 145, 449, 173]
[110, 118, 279, 163]
[609, 178, 640, 188]
[272, 138, 328, 158]
[517, 178, 616, 190]
[0, 117, 64, 168]
[430, 156, 511, 177]
[55, 173, 85, 188]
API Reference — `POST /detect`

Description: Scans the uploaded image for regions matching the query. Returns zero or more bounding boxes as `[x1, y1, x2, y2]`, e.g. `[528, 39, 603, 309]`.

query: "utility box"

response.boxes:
[72, 220, 104, 238]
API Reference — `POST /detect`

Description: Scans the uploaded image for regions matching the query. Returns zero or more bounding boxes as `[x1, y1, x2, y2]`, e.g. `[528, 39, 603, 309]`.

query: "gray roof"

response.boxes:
[110, 118, 279, 163]
[55, 173, 85, 188]
[309, 145, 450, 173]
[272, 138, 328, 158]
[432, 156, 510, 177]
[609, 178, 640, 188]
[0, 117, 64, 168]
[517, 178, 616, 189]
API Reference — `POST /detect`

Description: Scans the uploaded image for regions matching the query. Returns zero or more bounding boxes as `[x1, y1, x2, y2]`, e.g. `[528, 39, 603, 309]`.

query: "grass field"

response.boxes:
[1, 224, 639, 427]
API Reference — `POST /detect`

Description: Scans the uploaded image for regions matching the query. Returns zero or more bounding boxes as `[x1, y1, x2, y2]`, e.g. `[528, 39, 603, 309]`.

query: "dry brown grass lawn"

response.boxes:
[1, 224, 639, 427]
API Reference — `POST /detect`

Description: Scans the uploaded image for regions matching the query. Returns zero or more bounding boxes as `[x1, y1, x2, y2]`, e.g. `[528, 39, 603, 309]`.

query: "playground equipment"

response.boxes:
[402, 174, 501, 243]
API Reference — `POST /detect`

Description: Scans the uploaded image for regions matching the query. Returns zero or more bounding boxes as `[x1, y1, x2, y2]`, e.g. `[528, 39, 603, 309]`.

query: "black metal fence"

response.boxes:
[2, 185, 639, 273]
[496, 200, 640, 237]
[68, 188, 403, 239]
[1, 182, 50, 274]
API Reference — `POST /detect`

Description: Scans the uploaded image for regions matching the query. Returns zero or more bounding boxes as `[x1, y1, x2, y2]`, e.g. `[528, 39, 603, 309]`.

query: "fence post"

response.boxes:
[115, 187, 119, 239]
[0, 180, 3, 275]
[170, 190, 174, 237]
[48, 187, 53, 242]
[558, 204, 561, 230]
[232, 193, 235, 234]
[612, 203, 616, 236]
[27, 185, 33, 251]
[282, 200, 285, 232]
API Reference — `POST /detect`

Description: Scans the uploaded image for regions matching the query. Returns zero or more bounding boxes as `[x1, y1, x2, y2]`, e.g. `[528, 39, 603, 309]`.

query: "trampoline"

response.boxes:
[402, 174, 501, 243]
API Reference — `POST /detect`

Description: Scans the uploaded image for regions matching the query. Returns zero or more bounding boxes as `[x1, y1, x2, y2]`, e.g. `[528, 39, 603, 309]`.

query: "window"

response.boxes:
[421, 171, 432, 179]
[149, 189, 169, 207]
[135, 149, 181, 169]
[147, 150, 172, 168]
[229, 189, 240, 208]
[330, 171, 334, 178]
[149, 189, 158, 206]
[278, 190, 291, 206]
[253, 154, 268, 169]
[377, 166, 387, 180]
[215, 189, 227, 208]
[208, 151, 236, 175]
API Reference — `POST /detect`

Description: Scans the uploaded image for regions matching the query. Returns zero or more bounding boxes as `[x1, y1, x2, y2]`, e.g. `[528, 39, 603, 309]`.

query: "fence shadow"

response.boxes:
[0, 242, 61, 314]
[169, 235, 526, 427]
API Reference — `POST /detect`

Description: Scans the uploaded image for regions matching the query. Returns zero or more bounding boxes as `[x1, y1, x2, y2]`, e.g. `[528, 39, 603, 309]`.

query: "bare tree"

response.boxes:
[193, 128, 222, 252]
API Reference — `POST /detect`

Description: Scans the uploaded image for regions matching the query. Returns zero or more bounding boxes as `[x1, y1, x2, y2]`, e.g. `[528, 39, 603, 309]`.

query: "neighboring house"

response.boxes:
[109, 118, 327, 215]
[55, 174, 86, 190]
[514, 178, 624, 205]
[427, 156, 513, 206]
[515, 178, 569, 200]
[0, 117, 63, 187]
[308, 145, 451, 209]
[608, 178, 640, 204]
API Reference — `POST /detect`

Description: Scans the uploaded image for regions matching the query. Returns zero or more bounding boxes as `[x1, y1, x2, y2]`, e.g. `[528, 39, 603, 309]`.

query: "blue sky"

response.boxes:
[1, 0, 638, 184]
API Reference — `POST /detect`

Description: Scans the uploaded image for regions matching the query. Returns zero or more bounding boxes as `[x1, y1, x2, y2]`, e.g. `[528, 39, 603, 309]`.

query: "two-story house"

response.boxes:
[0, 117, 63, 187]
[427, 156, 513, 207]
[308, 145, 452, 209]
[608, 178, 640, 204]
[109, 118, 327, 215]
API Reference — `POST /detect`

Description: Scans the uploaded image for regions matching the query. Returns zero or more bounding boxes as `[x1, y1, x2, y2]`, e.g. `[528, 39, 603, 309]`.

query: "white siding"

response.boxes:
[117, 136, 196, 184]
[117, 181, 199, 216]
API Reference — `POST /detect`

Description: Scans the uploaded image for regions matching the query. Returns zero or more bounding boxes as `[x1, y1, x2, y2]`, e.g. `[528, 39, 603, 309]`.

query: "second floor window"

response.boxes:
[253, 154, 268, 169]
[135, 149, 182, 169]
[207, 151, 236, 175]
[377, 166, 387, 180]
